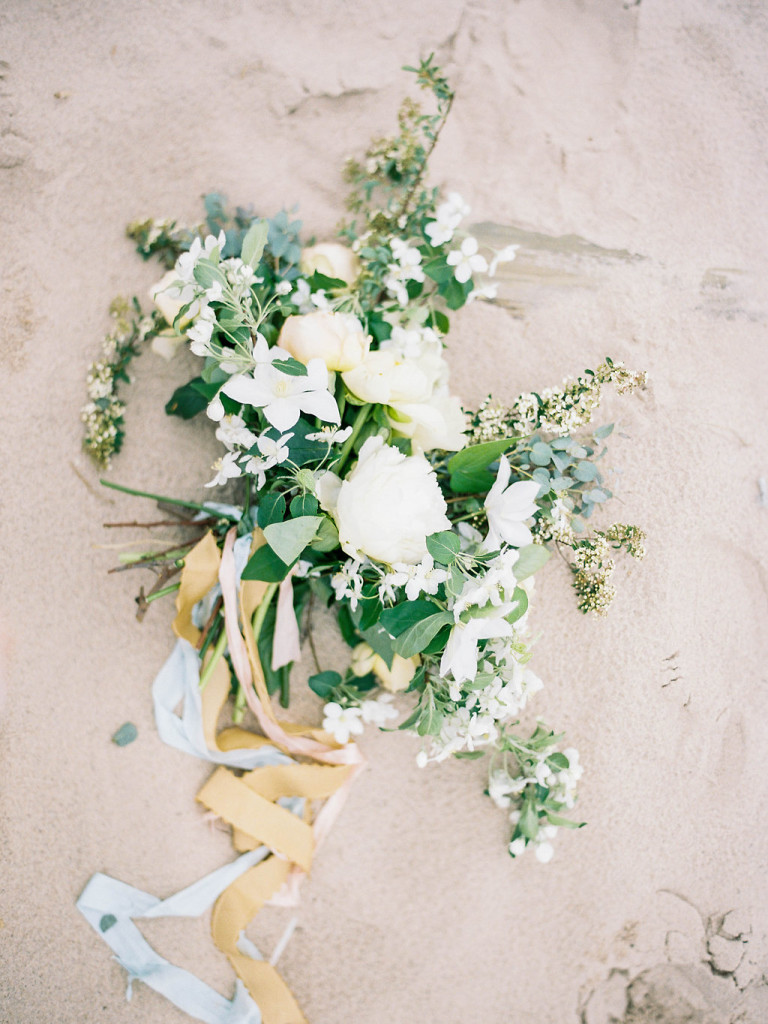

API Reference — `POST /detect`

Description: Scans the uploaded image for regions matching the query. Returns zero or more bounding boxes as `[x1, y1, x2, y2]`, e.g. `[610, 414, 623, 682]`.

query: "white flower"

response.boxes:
[483, 456, 540, 549]
[467, 283, 499, 303]
[389, 554, 448, 601]
[188, 306, 217, 356]
[509, 837, 527, 858]
[204, 451, 242, 488]
[326, 436, 450, 565]
[322, 702, 364, 745]
[440, 614, 514, 684]
[424, 204, 462, 246]
[488, 244, 519, 277]
[446, 237, 488, 284]
[278, 311, 370, 372]
[206, 395, 225, 422]
[306, 425, 353, 444]
[445, 192, 470, 218]
[534, 841, 555, 864]
[360, 694, 398, 726]
[299, 242, 360, 285]
[222, 358, 340, 433]
[257, 431, 294, 465]
[176, 232, 226, 283]
[215, 414, 258, 451]
[331, 559, 364, 611]
[275, 280, 293, 296]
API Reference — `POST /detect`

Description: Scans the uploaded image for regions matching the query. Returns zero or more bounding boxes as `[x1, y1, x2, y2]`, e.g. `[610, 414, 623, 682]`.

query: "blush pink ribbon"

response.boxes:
[271, 571, 301, 672]
[217, 528, 365, 904]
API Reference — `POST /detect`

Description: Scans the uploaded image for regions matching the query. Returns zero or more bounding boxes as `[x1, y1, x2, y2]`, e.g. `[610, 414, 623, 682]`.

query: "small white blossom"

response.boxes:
[322, 702, 364, 744]
[215, 414, 258, 451]
[331, 559, 365, 611]
[257, 431, 294, 465]
[360, 694, 398, 727]
[306, 425, 353, 444]
[488, 244, 519, 277]
[205, 451, 242, 488]
[446, 237, 488, 284]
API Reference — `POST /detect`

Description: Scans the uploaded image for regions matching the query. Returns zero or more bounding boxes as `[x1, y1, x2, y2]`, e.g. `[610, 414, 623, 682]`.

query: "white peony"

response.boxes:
[277, 310, 370, 372]
[342, 350, 433, 406]
[299, 242, 360, 285]
[319, 436, 450, 565]
[388, 388, 467, 453]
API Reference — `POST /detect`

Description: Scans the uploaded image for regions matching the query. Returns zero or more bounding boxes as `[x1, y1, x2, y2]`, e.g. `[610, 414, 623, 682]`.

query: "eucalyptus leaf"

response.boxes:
[111, 722, 138, 747]
[517, 797, 540, 840]
[530, 442, 552, 466]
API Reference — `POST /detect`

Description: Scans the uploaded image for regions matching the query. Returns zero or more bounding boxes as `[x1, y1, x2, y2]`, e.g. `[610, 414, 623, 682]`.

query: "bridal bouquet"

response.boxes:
[80, 56, 646, 1024]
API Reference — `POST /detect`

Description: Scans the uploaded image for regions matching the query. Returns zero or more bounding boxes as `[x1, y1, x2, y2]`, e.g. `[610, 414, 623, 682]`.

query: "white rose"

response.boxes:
[320, 436, 450, 564]
[149, 270, 199, 330]
[342, 350, 433, 406]
[389, 389, 468, 453]
[277, 311, 370, 372]
[299, 242, 360, 285]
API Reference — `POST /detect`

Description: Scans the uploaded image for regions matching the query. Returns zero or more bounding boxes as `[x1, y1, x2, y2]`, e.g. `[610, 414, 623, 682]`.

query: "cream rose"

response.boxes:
[341, 350, 433, 406]
[389, 389, 468, 453]
[277, 311, 370, 372]
[351, 642, 420, 693]
[149, 270, 199, 330]
[318, 435, 450, 564]
[299, 242, 360, 285]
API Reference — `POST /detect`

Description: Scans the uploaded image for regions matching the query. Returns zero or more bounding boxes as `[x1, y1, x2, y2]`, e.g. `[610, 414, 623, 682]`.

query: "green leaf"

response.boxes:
[454, 750, 486, 760]
[513, 544, 551, 581]
[393, 611, 454, 658]
[426, 530, 461, 565]
[193, 259, 226, 290]
[308, 670, 342, 700]
[165, 378, 219, 419]
[380, 600, 442, 637]
[427, 309, 450, 334]
[448, 437, 513, 477]
[423, 255, 453, 284]
[273, 355, 308, 377]
[594, 423, 614, 439]
[99, 914, 118, 932]
[416, 684, 444, 736]
[441, 275, 473, 310]
[306, 270, 347, 291]
[543, 811, 585, 829]
[449, 466, 495, 494]
[262, 515, 324, 564]
[257, 493, 286, 529]
[241, 545, 294, 582]
[546, 752, 570, 771]
[337, 604, 359, 647]
[507, 586, 529, 625]
[241, 220, 268, 268]
[310, 516, 339, 552]
[290, 493, 318, 517]
[360, 623, 395, 669]
[111, 722, 138, 746]
[517, 796, 540, 840]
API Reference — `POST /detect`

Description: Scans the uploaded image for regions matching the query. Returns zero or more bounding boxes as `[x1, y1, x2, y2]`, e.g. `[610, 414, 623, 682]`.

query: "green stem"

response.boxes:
[279, 666, 290, 709]
[101, 478, 239, 517]
[143, 582, 181, 604]
[333, 403, 371, 476]
[198, 626, 228, 691]
[232, 684, 247, 724]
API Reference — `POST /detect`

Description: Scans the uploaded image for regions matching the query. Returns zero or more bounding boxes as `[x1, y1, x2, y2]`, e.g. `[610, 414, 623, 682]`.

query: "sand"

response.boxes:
[1, 1, 767, 1022]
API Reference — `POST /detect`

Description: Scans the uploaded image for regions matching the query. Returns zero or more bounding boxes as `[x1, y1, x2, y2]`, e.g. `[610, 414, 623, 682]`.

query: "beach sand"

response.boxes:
[1, 2, 767, 1021]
